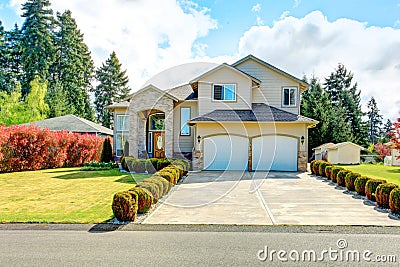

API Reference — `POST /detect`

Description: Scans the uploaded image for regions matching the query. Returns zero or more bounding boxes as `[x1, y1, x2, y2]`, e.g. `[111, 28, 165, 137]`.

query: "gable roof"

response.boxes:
[189, 103, 318, 125]
[312, 143, 336, 151]
[24, 114, 113, 136]
[124, 84, 179, 102]
[232, 55, 309, 89]
[166, 84, 196, 100]
[326, 142, 365, 150]
[189, 63, 261, 85]
[106, 101, 129, 110]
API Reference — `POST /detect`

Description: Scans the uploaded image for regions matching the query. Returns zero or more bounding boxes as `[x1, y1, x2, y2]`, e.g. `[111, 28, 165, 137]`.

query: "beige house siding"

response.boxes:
[327, 144, 361, 164]
[197, 67, 253, 115]
[235, 59, 300, 114]
[172, 101, 198, 154]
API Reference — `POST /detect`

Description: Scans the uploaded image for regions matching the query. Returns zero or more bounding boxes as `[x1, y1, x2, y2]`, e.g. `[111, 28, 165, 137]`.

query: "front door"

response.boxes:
[153, 132, 165, 158]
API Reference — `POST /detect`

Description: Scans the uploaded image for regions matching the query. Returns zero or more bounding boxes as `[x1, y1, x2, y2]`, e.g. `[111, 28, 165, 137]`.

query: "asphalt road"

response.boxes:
[1, 225, 399, 266]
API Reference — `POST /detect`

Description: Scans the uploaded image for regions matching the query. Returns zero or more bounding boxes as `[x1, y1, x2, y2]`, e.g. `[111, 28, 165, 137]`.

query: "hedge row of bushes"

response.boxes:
[0, 125, 104, 172]
[311, 160, 400, 215]
[112, 160, 190, 222]
[120, 156, 190, 174]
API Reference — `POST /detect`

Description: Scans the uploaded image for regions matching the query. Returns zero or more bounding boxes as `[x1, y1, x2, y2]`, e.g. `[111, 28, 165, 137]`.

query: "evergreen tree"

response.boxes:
[366, 97, 383, 144]
[45, 79, 71, 117]
[326, 106, 353, 144]
[381, 119, 394, 142]
[49, 10, 94, 119]
[0, 21, 5, 89]
[100, 137, 113, 163]
[323, 63, 368, 146]
[20, 0, 54, 96]
[0, 24, 23, 93]
[94, 51, 130, 127]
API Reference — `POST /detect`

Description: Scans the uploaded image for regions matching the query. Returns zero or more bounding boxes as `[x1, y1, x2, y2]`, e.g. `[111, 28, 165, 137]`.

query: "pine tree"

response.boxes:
[94, 51, 130, 127]
[366, 97, 383, 144]
[100, 137, 113, 163]
[323, 63, 368, 146]
[0, 20, 5, 90]
[20, 0, 54, 97]
[49, 10, 95, 119]
[381, 119, 394, 142]
[0, 24, 23, 93]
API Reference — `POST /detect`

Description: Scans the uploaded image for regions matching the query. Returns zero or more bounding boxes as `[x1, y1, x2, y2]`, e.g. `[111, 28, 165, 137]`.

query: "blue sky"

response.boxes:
[1, 0, 400, 120]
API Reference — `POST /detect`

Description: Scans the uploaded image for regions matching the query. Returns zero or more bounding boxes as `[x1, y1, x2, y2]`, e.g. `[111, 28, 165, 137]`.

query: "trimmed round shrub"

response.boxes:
[345, 172, 361, 191]
[145, 159, 157, 174]
[157, 158, 171, 170]
[375, 183, 398, 209]
[112, 191, 138, 222]
[149, 175, 171, 194]
[164, 166, 182, 181]
[129, 187, 153, 213]
[313, 160, 323, 175]
[143, 177, 165, 196]
[330, 167, 343, 183]
[121, 156, 135, 171]
[310, 160, 317, 174]
[389, 188, 400, 214]
[133, 159, 146, 173]
[138, 182, 161, 203]
[354, 176, 371, 196]
[318, 162, 332, 177]
[337, 170, 351, 187]
[157, 170, 176, 184]
[325, 165, 333, 178]
[365, 179, 387, 201]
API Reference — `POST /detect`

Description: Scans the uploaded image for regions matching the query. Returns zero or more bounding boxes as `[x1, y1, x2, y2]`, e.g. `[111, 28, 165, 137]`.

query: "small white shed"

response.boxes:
[391, 148, 400, 166]
[326, 142, 365, 164]
[313, 143, 335, 160]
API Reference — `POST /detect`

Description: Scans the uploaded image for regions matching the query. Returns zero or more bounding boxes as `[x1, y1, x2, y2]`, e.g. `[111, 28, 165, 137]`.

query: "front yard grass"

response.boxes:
[340, 164, 400, 186]
[0, 168, 150, 223]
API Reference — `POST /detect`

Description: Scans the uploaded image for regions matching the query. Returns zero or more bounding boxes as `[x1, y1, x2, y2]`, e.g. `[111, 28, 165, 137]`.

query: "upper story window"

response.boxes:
[213, 84, 236, 101]
[180, 107, 191, 136]
[282, 87, 297, 107]
[116, 115, 129, 131]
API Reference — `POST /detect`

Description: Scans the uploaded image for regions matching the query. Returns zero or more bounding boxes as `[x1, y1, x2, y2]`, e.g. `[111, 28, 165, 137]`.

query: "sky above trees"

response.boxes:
[1, 0, 399, 120]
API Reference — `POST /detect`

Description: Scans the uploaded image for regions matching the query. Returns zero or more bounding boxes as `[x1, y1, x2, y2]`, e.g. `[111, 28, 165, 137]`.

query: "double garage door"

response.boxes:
[204, 135, 298, 171]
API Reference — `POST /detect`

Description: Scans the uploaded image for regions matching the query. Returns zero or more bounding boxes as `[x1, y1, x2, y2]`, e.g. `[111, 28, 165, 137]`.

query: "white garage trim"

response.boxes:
[203, 135, 249, 170]
[252, 135, 298, 171]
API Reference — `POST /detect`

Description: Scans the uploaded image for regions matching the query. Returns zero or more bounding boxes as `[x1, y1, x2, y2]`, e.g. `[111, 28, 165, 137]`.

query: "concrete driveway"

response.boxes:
[143, 171, 400, 226]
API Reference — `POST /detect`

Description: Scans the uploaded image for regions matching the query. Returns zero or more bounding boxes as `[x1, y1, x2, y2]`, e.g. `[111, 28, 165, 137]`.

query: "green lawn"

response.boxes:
[340, 164, 400, 185]
[0, 168, 150, 223]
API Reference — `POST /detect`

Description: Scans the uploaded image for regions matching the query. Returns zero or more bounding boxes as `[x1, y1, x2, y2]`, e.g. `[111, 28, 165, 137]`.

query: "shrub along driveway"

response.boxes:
[143, 171, 400, 226]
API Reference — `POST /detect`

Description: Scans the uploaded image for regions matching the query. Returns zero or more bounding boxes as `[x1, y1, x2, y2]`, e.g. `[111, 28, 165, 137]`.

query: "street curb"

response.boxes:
[1, 223, 400, 234]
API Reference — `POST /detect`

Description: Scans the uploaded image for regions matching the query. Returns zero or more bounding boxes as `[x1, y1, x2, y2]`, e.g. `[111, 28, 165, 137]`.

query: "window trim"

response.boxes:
[282, 87, 298, 107]
[180, 107, 191, 136]
[148, 113, 165, 132]
[115, 133, 127, 157]
[212, 84, 237, 102]
[116, 115, 129, 131]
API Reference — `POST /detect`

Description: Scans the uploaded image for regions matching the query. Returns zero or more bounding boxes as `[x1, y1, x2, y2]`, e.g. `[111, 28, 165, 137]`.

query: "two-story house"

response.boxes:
[107, 55, 318, 172]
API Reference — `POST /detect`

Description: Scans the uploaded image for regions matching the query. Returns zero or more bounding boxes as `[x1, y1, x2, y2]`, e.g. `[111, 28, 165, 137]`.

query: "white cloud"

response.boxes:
[8, 0, 217, 89]
[280, 11, 290, 20]
[256, 16, 264, 26]
[251, 3, 261, 12]
[238, 10, 400, 120]
[293, 0, 301, 8]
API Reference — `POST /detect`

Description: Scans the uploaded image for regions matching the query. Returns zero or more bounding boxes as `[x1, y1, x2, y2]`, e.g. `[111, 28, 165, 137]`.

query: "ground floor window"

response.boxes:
[115, 133, 128, 157]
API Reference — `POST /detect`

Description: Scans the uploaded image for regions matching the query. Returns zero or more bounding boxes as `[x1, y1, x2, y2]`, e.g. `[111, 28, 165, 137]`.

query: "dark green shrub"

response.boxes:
[345, 172, 361, 191]
[133, 159, 146, 173]
[138, 182, 161, 202]
[318, 162, 332, 177]
[310, 160, 317, 174]
[354, 176, 371, 195]
[82, 161, 117, 170]
[375, 183, 398, 208]
[365, 179, 387, 201]
[337, 170, 351, 187]
[121, 156, 135, 171]
[112, 191, 138, 222]
[100, 137, 113, 163]
[145, 159, 157, 174]
[157, 158, 171, 170]
[330, 167, 344, 183]
[325, 165, 333, 178]
[389, 188, 400, 214]
[129, 187, 153, 213]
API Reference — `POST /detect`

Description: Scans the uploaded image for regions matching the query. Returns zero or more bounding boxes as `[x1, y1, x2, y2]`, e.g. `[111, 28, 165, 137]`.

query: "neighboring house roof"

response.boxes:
[167, 84, 196, 100]
[325, 142, 365, 150]
[24, 114, 113, 136]
[189, 63, 261, 85]
[312, 143, 336, 151]
[232, 54, 309, 89]
[188, 103, 318, 125]
[106, 101, 129, 110]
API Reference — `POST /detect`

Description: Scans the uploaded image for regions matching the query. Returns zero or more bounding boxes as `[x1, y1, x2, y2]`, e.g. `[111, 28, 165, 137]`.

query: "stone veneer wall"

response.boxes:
[298, 151, 307, 172]
[128, 87, 174, 158]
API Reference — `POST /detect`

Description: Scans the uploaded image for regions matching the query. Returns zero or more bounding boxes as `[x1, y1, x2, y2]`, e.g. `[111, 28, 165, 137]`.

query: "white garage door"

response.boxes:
[204, 135, 248, 170]
[252, 136, 298, 171]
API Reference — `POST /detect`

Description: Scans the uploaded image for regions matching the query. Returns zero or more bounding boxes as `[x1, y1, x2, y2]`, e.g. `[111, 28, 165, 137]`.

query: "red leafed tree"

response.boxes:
[374, 143, 391, 160]
[391, 116, 400, 159]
